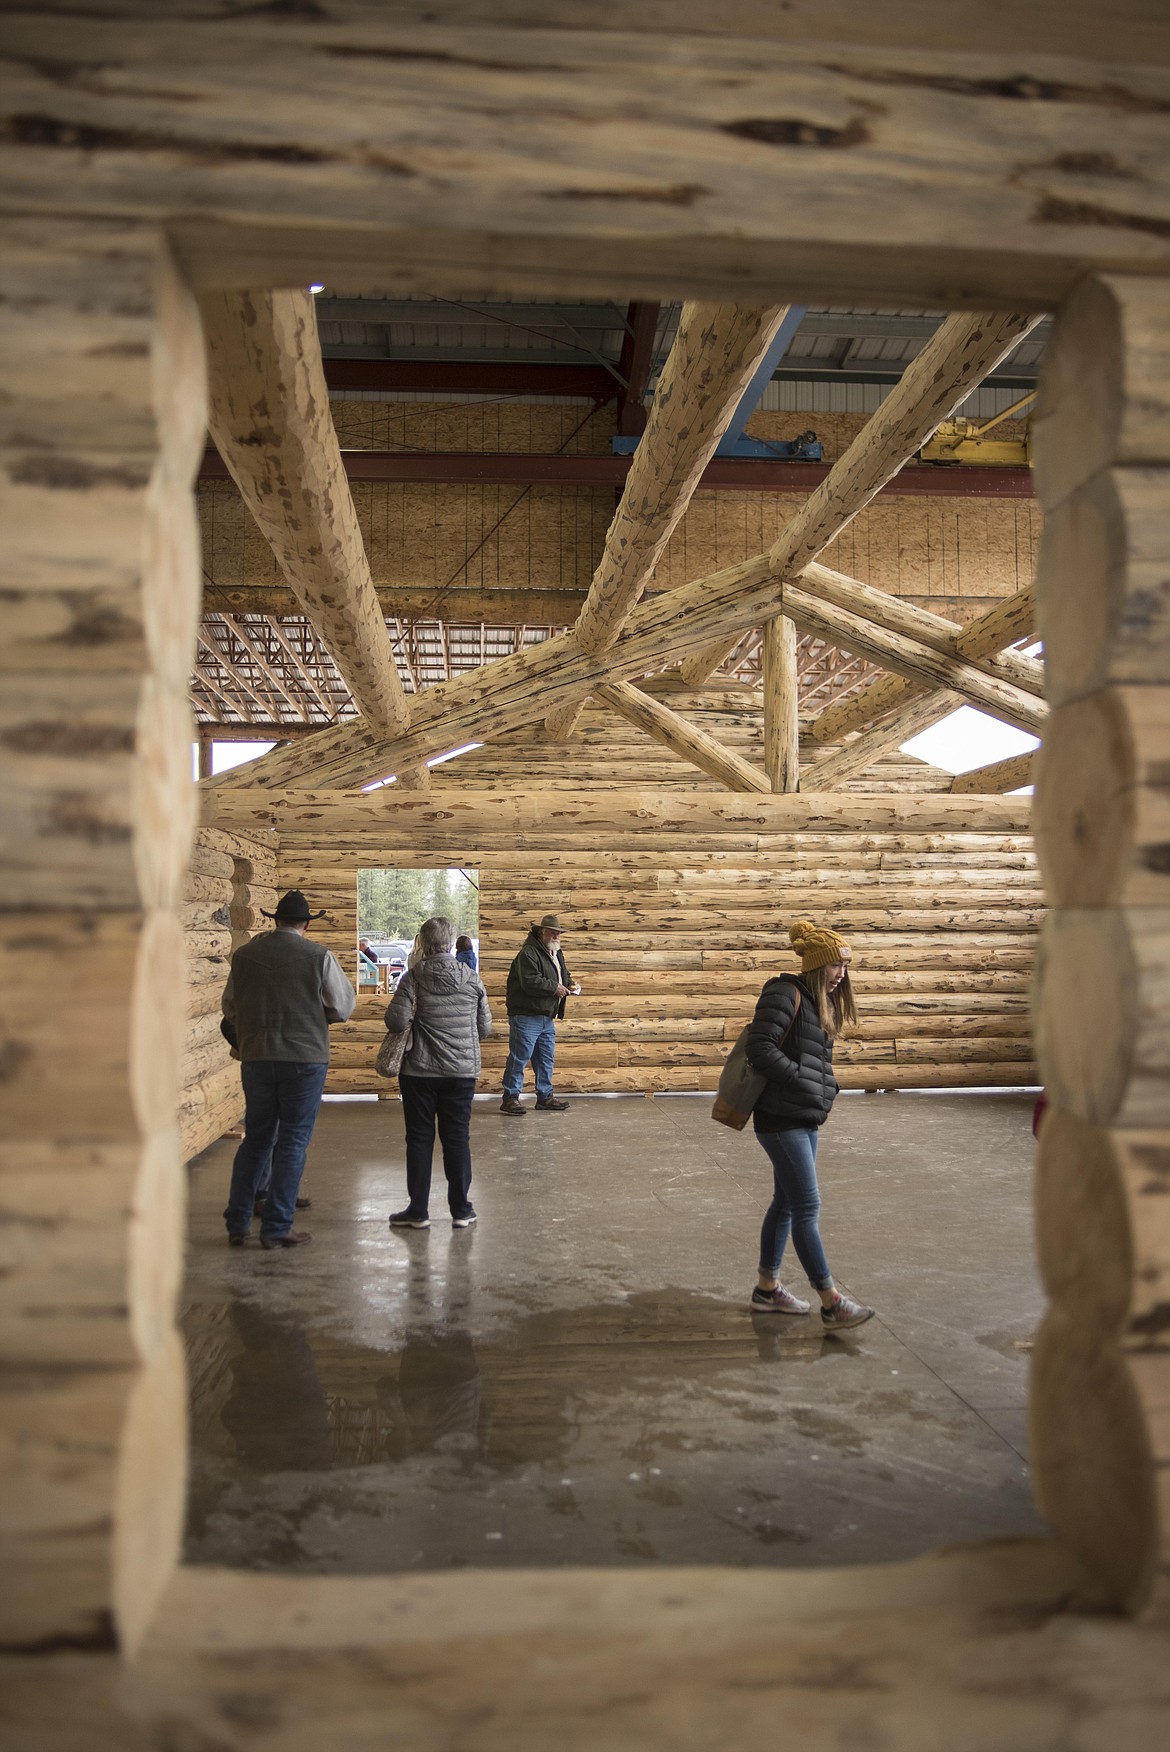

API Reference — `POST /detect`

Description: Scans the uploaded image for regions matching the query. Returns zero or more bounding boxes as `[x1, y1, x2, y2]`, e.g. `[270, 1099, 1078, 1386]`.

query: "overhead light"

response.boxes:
[309, 283, 326, 295]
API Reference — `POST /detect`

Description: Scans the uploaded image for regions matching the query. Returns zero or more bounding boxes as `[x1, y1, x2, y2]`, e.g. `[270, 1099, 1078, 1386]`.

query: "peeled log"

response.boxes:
[205, 788, 1033, 841]
[596, 681, 771, 793]
[951, 752, 1035, 795]
[954, 586, 1036, 662]
[1034, 687, 1170, 908]
[0, 1138, 140, 1369]
[112, 1330, 188, 1656]
[0, 910, 183, 1144]
[0, 1362, 136, 1644]
[196, 825, 278, 864]
[800, 563, 1044, 698]
[182, 870, 234, 905]
[1030, 1309, 1157, 1612]
[574, 303, 792, 655]
[1037, 467, 1170, 708]
[811, 673, 924, 745]
[0, 671, 195, 912]
[1035, 908, 1170, 1129]
[807, 692, 961, 790]
[782, 579, 1046, 735]
[186, 841, 235, 881]
[762, 617, 799, 793]
[200, 289, 411, 736]
[1031, 274, 1170, 511]
[680, 310, 1040, 681]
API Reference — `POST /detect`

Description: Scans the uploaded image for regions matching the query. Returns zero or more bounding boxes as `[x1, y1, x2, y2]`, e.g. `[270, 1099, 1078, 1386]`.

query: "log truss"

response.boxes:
[190, 611, 883, 734]
[192, 296, 1042, 786]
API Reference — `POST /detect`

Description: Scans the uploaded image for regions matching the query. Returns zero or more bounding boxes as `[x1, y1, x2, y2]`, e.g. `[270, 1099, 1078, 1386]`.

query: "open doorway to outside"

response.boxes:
[357, 867, 479, 993]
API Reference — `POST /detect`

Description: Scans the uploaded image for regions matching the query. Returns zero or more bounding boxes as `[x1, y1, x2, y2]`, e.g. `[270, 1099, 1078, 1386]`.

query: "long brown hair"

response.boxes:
[802, 963, 858, 1041]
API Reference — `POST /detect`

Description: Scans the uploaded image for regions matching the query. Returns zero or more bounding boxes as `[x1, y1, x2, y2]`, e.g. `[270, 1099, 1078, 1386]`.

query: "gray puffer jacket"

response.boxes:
[386, 954, 492, 1078]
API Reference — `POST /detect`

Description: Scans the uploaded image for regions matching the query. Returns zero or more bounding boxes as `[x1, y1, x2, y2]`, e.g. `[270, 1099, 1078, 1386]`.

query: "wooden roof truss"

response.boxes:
[196, 296, 1043, 794]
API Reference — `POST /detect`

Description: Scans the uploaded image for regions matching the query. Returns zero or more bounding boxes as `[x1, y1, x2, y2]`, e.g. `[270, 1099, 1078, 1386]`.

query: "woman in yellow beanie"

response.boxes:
[743, 919, 874, 1331]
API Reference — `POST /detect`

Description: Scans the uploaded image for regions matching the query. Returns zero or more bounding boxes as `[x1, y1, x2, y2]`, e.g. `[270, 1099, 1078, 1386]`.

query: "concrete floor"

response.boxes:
[181, 1090, 1047, 1574]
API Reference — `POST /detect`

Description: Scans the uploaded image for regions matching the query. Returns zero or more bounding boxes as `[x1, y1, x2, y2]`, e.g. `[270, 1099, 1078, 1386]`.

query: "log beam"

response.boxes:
[595, 682, 771, 794]
[781, 578, 1046, 735]
[678, 311, 1040, 683]
[806, 692, 963, 791]
[199, 289, 411, 738]
[575, 303, 793, 657]
[763, 618, 799, 792]
[202, 788, 1033, 841]
[951, 751, 1036, 794]
[799, 565, 1044, 698]
[809, 585, 1041, 745]
[209, 552, 1043, 795]
[545, 302, 793, 741]
[955, 586, 1036, 662]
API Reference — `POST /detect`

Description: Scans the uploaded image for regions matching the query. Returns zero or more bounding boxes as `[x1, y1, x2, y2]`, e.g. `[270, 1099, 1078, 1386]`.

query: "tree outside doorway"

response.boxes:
[358, 868, 478, 947]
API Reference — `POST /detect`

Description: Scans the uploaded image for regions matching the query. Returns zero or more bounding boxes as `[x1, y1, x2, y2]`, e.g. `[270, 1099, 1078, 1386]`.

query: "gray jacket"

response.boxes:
[223, 928, 356, 1063]
[386, 954, 492, 1078]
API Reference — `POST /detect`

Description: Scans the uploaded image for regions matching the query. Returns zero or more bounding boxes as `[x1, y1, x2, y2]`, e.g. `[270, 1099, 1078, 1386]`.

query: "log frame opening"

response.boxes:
[4, 9, 1169, 1726]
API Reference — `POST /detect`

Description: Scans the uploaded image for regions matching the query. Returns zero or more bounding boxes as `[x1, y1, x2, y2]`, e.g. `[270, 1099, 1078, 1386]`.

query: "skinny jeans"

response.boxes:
[756, 1124, 833, 1290]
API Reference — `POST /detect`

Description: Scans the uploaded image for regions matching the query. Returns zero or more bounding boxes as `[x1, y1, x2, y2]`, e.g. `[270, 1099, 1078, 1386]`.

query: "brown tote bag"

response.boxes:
[375, 974, 414, 1079]
[375, 1025, 412, 1079]
[711, 987, 801, 1131]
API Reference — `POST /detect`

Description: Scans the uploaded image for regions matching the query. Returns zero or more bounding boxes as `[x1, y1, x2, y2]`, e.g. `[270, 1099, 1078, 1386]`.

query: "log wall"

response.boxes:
[1031, 273, 1170, 1610]
[270, 699, 1040, 1096]
[4, 0, 1170, 1721]
[179, 825, 278, 1162]
[0, 220, 206, 1652]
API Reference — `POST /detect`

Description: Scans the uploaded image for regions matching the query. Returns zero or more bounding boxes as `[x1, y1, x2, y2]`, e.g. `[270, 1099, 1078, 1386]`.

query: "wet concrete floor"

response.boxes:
[182, 1090, 1047, 1573]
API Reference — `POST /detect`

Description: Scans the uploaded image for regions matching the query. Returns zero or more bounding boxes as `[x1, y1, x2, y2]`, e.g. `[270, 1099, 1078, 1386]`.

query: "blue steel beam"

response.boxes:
[713, 306, 808, 457]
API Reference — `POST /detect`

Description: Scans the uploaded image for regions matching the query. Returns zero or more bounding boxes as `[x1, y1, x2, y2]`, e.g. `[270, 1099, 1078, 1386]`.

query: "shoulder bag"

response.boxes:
[711, 983, 801, 1131]
[375, 974, 414, 1079]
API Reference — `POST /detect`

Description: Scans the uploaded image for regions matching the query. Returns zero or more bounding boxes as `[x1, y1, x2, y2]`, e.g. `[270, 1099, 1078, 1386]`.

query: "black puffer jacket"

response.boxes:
[745, 974, 839, 1132]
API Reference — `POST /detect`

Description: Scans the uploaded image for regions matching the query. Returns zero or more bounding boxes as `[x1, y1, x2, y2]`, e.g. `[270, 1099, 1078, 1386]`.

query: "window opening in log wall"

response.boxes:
[357, 868, 479, 990]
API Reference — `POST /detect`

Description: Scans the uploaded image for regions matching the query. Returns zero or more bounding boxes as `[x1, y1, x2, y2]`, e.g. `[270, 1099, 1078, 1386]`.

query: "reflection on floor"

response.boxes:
[182, 1091, 1047, 1572]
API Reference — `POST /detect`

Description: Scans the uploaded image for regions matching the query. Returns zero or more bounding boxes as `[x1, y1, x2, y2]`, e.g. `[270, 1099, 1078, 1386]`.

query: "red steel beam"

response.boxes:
[201, 447, 1033, 498]
[322, 358, 620, 398]
[614, 301, 660, 437]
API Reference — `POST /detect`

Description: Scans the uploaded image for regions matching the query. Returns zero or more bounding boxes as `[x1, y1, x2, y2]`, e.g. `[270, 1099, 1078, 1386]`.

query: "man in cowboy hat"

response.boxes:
[221, 890, 356, 1248]
[500, 913, 579, 1115]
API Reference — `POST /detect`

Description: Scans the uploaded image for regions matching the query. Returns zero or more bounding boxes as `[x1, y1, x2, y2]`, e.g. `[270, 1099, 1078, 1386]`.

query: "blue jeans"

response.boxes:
[756, 1126, 833, 1289]
[399, 1073, 476, 1218]
[503, 1013, 556, 1100]
[224, 1060, 328, 1241]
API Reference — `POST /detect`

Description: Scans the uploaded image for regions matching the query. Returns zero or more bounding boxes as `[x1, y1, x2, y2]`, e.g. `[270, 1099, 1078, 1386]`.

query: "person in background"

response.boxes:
[359, 937, 380, 970]
[455, 934, 478, 973]
[221, 890, 356, 1250]
[744, 919, 874, 1332]
[385, 915, 492, 1230]
[500, 913, 578, 1116]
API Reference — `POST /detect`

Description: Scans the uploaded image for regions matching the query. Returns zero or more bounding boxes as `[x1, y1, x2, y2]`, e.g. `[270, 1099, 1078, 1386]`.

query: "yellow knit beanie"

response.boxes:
[789, 919, 851, 972]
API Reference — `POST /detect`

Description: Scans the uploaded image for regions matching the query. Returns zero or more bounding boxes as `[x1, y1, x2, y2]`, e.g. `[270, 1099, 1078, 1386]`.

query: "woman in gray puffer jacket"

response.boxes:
[384, 915, 492, 1230]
